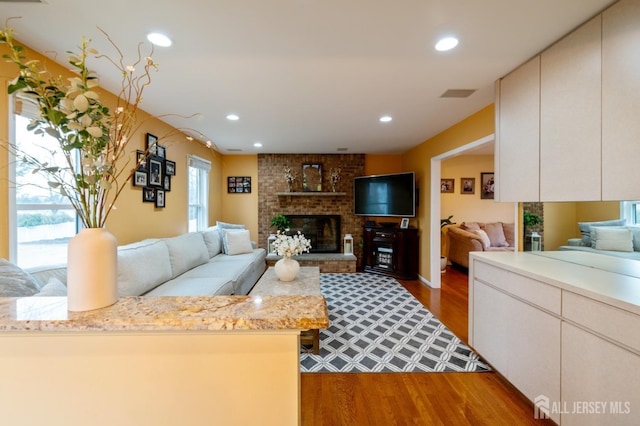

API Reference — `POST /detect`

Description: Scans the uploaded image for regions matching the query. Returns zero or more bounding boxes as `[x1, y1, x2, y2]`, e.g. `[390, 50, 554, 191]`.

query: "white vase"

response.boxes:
[67, 228, 118, 311]
[440, 256, 447, 273]
[274, 257, 300, 282]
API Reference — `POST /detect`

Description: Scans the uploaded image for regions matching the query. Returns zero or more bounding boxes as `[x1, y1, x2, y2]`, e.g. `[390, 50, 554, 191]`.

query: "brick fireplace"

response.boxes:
[258, 154, 365, 269]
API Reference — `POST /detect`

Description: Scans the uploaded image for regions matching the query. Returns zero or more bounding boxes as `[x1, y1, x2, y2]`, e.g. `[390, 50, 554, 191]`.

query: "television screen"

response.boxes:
[354, 172, 416, 217]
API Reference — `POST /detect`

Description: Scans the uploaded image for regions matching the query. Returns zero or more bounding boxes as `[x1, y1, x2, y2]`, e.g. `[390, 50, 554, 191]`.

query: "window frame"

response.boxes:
[188, 154, 211, 232]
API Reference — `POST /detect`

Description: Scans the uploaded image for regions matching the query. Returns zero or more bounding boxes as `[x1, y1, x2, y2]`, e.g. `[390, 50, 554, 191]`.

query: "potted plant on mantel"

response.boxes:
[270, 214, 291, 233]
[523, 212, 543, 250]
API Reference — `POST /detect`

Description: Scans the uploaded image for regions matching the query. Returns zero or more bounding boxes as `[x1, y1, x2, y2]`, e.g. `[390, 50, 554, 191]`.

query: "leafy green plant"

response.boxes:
[523, 212, 542, 228]
[270, 214, 290, 233]
[440, 215, 455, 228]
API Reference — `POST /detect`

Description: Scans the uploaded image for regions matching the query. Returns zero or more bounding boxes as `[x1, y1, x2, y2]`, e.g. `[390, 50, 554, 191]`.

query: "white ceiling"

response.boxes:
[0, 0, 616, 154]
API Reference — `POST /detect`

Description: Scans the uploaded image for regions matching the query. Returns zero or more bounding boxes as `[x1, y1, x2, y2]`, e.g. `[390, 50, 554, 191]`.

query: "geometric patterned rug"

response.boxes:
[300, 273, 491, 373]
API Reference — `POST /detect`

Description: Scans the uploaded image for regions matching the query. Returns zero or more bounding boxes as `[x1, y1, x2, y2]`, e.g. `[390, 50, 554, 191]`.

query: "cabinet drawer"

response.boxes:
[563, 291, 640, 353]
[474, 261, 511, 292]
[374, 231, 396, 239]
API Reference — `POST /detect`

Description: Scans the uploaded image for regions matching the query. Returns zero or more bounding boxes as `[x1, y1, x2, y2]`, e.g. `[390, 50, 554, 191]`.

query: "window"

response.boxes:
[10, 100, 79, 268]
[620, 201, 640, 226]
[188, 155, 210, 232]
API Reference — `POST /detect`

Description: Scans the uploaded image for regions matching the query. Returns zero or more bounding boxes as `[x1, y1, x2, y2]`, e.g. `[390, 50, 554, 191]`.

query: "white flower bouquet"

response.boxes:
[272, 231, 311, 258]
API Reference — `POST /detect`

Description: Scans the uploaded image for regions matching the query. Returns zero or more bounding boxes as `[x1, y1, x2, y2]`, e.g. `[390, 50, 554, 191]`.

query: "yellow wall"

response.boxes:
[401, 104, 495, 282]
[364, 154, 403, 176]
[221, 155, 259, 241]
[0, 40, 223, 259]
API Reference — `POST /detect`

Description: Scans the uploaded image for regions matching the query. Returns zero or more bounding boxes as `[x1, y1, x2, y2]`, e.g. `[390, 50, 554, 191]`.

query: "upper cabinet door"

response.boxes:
[540, 15, 602, 201]
[602, 0, 640, 201]
[496, 56, 541, 202]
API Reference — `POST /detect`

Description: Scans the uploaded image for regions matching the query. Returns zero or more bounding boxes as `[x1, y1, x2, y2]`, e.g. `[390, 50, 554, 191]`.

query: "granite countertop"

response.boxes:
[0, 295, 329, 332]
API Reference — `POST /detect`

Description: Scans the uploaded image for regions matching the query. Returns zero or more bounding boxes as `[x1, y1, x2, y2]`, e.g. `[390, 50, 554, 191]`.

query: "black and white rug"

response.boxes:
[300, 273, 490, 373]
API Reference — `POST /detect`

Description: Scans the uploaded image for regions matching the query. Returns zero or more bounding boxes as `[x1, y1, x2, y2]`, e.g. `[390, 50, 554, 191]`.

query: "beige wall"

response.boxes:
[441, 155, 513, 224]
[543, 201, 620, 250]
[221, 155, 259, 241]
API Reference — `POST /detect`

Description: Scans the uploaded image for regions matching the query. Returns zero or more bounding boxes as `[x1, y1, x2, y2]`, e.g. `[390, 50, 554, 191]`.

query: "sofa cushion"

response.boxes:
[591, 227, 633, 252]
[216, 221, 246, 253]
[223, 229, 254, 255]
[0, 259, 39, 297]
[202, 226, 222, 258]
[629, 227, 640, 252]
[164, 233, 209, 278]
[481, 223, 509, 247]
[474, 229, 491, 250]
[34, 277, 67, 297]
[144, 276, 234, 296]
[461, 222, 480, 231]
[118, 240, 173, 296]
[578, 219, 626, 247]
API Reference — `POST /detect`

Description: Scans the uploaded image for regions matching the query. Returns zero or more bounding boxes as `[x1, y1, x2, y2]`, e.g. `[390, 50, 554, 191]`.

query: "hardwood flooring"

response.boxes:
[301, 266, 556, 425]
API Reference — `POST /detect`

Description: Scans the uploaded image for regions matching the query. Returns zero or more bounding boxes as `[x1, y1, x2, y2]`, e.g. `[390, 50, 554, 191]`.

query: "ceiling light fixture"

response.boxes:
[226, 114, 240, 121]
[435, 36, 459, 52]
[147, 32, 172, 47]
[253, 142, 263, 148]
[379, 115, 393, 123]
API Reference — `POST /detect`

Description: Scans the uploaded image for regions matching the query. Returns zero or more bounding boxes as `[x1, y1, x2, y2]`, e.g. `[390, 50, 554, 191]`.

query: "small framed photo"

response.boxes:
[440, 178, 454, 193]
[163, 175, 171, 192]
[481, 172, 495, 200]
[146, 133, 158, 156]
[142, 187, 156, 203]
[155, 189, 166, 208]
[302, 164, 322, 192]
[228, 176, 251, 193]
[156, 145, 166, 159]
[133, 170, 148, 187]
[400, 218, 410, 229]
[135, 150, 147, 171]
[165, 160, 176, 176]
[148, 156, 163, 187]
[461, 178, 475, 195]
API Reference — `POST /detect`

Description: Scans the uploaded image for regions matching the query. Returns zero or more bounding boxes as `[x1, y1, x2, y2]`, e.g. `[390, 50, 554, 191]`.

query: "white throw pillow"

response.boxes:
[474, 229, 491, 250]
[216, 221, 246, 253]
[592, 227, 633, 252]
[202, 226, 222, 257]
[34, 277, 67, 297]
[223, 229, 253, 255]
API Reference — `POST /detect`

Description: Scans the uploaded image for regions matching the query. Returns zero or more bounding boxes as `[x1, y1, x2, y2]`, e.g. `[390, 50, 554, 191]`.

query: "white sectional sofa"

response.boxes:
[1, 224, 266, 298]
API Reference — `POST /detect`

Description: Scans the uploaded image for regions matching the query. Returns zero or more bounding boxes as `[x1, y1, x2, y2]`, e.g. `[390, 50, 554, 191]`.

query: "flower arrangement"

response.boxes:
[329, 166, 341, 192]
[272, 231, 311, 258]
[0, 26, 183, 228]
[283, 166, 297, 191]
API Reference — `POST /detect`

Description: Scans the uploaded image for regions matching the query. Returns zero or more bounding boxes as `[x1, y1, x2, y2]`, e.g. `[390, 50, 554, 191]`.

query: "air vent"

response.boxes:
[0, 0, 46, 3]
[440, 89, 477, 98]
[227, 148, 243, 152]
[337, 148, 348, 152]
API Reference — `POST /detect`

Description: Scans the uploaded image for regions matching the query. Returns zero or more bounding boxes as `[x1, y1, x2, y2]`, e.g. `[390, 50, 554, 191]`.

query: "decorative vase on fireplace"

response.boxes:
[67, 228, 118, 311]
[274, 257, 300, 282]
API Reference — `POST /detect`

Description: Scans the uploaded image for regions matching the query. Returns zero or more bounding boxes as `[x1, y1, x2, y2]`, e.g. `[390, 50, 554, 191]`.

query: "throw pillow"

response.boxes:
[501, 222, 515, 247]
[628, 227, 640, 252]
[591, 227, 633, 252]
[578, 219, 626, 247]
[202, 226, 222, 257]
[0, 258, 39, 297]
[223, 229, 254, 255]
[474, 229, 491, 250]
[481, 223, 509, 247]
[461, 222, 480, 231]
[216, 221, 246, 253]
[34, 277, 67, 297]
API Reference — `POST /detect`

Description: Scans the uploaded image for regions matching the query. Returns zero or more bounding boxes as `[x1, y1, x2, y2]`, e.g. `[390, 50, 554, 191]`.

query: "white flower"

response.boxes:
[126, 65, 135, 73]
[272, 231, 312, 258]
[73, 94, 89, 112]
[86, 126, 103, 138]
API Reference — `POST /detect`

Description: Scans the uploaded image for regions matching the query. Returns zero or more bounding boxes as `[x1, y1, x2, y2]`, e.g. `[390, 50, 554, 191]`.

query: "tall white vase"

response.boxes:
[274, 257, 300, 282]
[67, 228, 118, 311]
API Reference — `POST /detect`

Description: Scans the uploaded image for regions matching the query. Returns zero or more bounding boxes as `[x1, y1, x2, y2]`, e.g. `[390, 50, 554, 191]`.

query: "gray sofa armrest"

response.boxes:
[567, 238, 584, 247]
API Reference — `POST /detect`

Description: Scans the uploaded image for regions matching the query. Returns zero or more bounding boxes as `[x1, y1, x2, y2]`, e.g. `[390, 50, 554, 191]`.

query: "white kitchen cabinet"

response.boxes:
[602, 0, 640, 201]
[495, 56, 540, 202]
[540, 15, 602, 201]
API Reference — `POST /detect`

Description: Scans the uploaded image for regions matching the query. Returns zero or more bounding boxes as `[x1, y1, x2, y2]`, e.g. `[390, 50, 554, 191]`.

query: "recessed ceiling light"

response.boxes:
[253, 142, 263, 148]
[147, 32, 172, 47]
[226, 114, 240, 121]
[379, 115, 393, 123]
[435, 36, 459, 52]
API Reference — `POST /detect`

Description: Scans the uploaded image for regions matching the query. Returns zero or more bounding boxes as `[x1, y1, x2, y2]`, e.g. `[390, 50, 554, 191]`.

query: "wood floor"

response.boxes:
[301, 266, 556, 425]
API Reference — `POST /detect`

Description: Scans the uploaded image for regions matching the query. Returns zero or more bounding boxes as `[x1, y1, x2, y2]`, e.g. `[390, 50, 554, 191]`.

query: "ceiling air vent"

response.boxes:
[0, 0, 46, 3]
[440, 89, 477, 98]
[227, 148, 243, 152]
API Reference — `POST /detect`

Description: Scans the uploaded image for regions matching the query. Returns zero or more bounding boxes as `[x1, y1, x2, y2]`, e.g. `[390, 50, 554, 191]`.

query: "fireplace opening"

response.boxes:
[286, 215, 341, 253]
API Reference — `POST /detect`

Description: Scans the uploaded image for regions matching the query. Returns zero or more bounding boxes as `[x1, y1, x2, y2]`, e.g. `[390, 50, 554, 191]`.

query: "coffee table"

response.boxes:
[250, 266, 323, 354]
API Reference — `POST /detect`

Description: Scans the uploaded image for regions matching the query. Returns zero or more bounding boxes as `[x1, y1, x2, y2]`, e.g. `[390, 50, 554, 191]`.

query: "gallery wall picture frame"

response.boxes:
[480, 172, 495, 200]
[461, 177, 475, 195]
[133, 170, 148, 187]
[155, 189, 166, 208]
[400, 218, 410, 229]
[163, 175, 171, 192]
[227, 176, 251, 193]
[440, 178, 454, 193]
[146, 133, 158, 155]
[156, 145, 166, 159]
[142, 187, 156, 202]
[302, 163, 322, 192]
[165, 160, 176, 176]
[148, 156, 163, 187]
[135, 150, 147, 171]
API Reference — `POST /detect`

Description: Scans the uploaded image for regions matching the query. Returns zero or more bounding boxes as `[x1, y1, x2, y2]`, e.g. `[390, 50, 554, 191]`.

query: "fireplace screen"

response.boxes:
[286, 215, 341, 253]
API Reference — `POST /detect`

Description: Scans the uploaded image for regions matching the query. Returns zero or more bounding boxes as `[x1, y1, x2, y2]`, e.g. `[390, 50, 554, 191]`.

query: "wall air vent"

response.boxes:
[0, 0, 46, 3]
[227, 148, 243, 152]
[440, 89, 477, 98]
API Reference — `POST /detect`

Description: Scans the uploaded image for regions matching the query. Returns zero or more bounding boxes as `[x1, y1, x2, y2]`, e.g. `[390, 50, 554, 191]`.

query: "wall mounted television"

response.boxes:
[354, 172, 416, 217]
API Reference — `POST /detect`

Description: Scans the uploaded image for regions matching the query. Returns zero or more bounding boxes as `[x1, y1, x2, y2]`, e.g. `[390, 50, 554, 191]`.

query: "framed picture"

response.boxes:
[440, 178, 454, 193]
[302, 164, 322, 192]
[142, 187, 156, 203]
[135, 150, 147, 171]
[146, 133, 158, 155]
[163, 175, 171, 192]
[461, 177, 475, 195]
[133, 170, 147, 187]
[165, 160, 176, 176]
[155, 189, 166, 208]
[228, 176, 251, 193]
[481, 172, 495, 200]
[148, 156, 163, 187]
[400, 218, 410, 229]
[156, 145, 166, 159]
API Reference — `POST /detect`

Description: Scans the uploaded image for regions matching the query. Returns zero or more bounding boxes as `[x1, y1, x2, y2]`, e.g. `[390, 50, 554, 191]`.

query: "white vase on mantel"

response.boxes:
[67, 228, 118, 312]
[274, 256, 300, 282]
